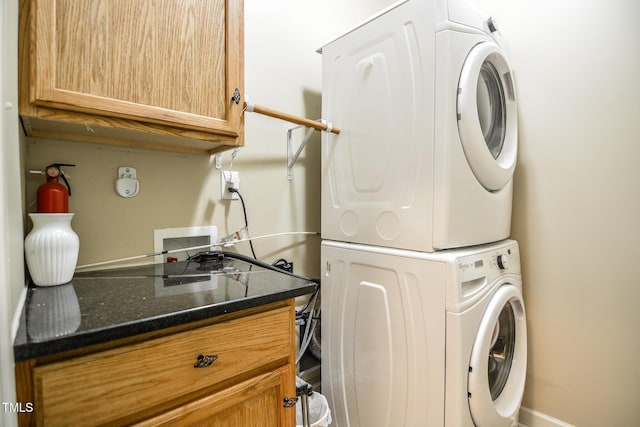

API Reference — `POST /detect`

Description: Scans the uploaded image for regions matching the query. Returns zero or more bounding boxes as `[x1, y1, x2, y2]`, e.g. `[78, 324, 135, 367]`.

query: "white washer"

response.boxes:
[320, 0, 518, 252]
[321, 239, 527, 426]
[444, 240, 527, 427]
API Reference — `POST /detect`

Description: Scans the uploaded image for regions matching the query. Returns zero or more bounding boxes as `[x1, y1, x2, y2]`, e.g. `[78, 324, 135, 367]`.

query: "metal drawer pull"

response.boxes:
[194, 354, 218, 368]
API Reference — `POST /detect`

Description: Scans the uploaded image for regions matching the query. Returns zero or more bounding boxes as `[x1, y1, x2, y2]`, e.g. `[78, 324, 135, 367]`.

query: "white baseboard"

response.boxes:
[519, 407, 575, 427]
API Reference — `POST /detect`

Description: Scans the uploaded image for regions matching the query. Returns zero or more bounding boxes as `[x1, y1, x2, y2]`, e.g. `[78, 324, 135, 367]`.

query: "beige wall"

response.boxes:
[475, 0, 640, 425]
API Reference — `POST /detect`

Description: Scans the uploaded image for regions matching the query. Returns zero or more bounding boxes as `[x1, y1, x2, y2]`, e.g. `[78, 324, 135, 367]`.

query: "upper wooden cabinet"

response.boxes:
[19, 0, 244, 155]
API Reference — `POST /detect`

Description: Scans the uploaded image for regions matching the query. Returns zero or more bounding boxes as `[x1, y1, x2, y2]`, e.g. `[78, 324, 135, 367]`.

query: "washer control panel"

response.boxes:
[449, 240, 520, 311]
[454, 241, 520, 280]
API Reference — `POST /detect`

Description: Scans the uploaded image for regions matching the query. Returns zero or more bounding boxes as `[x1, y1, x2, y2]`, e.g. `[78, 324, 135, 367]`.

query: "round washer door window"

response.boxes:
[457, 42, 518, 192]
[468, 284, 527, 427]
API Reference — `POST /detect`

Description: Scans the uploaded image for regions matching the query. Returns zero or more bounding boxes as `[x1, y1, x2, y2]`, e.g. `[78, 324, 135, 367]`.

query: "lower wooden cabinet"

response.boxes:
[16, 301, 297, 426]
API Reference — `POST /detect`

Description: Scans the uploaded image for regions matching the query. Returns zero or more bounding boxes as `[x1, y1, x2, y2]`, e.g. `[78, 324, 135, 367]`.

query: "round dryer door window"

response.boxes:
[468, 284, 527, 427]
[457, 42, 518, 192]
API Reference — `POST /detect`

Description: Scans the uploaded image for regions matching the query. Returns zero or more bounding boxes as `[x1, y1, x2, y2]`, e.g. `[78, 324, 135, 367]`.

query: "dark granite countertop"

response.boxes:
[14, 253, 318, 362]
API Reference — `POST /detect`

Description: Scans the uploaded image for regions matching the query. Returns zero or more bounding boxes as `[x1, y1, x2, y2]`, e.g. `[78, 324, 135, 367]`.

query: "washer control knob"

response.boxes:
[497, 254, 510, 270]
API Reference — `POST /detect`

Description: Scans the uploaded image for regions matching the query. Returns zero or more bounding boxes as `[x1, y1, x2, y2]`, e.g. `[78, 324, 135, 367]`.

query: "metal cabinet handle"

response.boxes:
[283, 397, 298, 408]
[194, 354, 218, 368]
[231, 88, 241, 104]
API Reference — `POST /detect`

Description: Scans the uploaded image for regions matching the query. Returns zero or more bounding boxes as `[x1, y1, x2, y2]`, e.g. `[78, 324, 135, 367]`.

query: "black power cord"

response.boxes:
[228, 187, 258, 259]
[272, 258, 293, 273]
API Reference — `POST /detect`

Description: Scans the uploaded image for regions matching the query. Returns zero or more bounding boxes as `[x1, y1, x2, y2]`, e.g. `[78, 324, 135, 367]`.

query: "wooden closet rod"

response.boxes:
[244, 102, 340, 134]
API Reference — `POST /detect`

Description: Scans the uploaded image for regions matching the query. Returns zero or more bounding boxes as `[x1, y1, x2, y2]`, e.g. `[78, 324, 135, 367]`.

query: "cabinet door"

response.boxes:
[28, 0, 243, 136]
[136, 366, 296, 427]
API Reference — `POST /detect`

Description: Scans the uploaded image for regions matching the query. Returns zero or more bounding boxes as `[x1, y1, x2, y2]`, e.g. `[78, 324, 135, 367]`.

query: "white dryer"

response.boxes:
[320, 0, 518, 252]
[321, 239, 527, 427]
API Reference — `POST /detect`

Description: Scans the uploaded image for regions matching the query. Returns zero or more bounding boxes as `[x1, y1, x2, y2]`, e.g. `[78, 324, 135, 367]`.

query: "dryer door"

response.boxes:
[457, 42, 517, 191]
[468, 284, 527, 427]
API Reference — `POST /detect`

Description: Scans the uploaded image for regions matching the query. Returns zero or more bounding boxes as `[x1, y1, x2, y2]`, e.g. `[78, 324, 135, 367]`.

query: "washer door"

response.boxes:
[468, 284, 527, 427]
[457, 42, 517, 192]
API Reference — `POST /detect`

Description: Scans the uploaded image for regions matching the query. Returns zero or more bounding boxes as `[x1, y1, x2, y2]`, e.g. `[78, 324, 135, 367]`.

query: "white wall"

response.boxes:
[474, 0, 640, 425]
[1, 0, 26, 425]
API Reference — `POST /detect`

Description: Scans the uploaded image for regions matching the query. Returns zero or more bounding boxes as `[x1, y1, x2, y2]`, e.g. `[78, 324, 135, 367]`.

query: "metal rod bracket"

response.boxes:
[287, 121, 324, 180]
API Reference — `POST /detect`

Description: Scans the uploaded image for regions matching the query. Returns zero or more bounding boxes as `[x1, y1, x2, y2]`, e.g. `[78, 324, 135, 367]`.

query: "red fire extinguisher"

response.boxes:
[37, 163, 75, 213]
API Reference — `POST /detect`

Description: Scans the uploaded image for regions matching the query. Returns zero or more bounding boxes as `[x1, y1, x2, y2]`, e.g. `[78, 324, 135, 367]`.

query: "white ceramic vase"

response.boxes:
[24, 213, 79, 286]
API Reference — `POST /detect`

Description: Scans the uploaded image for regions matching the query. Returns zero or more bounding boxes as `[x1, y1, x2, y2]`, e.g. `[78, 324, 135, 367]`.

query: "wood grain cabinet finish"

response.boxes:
[16, 302, 296, 426]
[135, 367, 290, 427]
[19, 0, 244, 155]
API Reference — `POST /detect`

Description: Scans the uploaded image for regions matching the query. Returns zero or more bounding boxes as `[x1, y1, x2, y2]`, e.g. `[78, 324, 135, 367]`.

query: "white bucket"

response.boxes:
[296, 392, 332, 427]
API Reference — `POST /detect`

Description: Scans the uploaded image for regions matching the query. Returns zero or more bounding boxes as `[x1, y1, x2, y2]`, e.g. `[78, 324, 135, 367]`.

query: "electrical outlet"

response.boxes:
[220, 171, 240, 200]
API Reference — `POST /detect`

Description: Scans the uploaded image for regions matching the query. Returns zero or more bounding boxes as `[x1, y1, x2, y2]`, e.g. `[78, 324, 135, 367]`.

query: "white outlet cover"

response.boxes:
[220, 170, 240, 200]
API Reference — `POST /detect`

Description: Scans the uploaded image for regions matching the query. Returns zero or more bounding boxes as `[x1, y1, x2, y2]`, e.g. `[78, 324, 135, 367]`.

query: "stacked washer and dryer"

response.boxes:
[319, 0, 526, 426]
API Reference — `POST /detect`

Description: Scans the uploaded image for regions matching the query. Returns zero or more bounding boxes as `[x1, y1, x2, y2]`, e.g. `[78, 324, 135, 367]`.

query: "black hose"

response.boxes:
[221, 251, 320, 284]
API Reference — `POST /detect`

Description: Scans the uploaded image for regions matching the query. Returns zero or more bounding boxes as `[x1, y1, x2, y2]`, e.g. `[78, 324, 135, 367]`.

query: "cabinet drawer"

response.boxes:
[33, 306, 293, 426]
